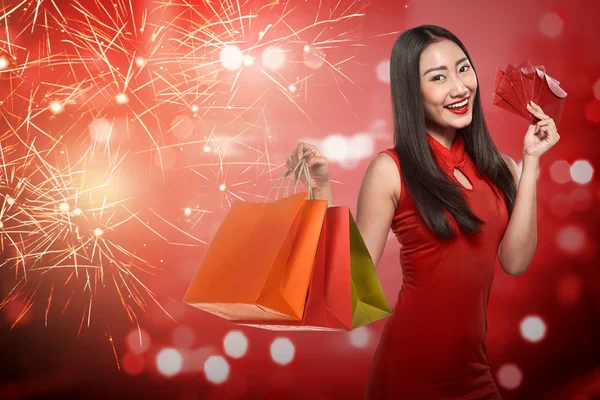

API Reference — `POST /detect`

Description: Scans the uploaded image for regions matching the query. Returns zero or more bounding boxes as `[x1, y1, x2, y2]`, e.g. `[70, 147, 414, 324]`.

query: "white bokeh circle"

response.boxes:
[204, 355, 230, 384]
[349, 326, 371, 348]
[519, 315, 547, 343]
[156, 348, 183, 377]
[270, 337, 295, 366]
[223, 330, 249, 359]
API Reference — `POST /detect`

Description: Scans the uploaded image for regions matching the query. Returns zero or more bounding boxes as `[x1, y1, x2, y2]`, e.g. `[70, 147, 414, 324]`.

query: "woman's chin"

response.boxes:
[446, 114, 473, 129]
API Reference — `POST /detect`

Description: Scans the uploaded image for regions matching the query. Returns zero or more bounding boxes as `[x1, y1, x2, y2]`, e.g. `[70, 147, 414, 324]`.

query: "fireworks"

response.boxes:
[0, 0, 367, 333]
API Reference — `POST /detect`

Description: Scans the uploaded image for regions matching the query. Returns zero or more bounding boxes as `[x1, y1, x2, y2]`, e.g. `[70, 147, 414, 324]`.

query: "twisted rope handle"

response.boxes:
[264, 157, 314, 202]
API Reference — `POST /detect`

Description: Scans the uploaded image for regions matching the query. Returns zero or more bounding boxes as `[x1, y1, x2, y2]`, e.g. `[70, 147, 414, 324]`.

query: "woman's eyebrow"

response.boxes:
[423, 57, 469, 76]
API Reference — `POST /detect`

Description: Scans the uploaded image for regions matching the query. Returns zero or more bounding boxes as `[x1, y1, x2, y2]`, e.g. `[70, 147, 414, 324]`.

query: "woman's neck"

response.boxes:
[425, 123, 456, 151]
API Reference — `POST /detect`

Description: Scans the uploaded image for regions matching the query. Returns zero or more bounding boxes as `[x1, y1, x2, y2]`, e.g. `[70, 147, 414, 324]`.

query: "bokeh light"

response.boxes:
[122, 352, 146, 376]
[303, 48, 325, 70]
[349, 326, 371, 348]
[376, 60, 390, 83]
[220, 46, 243, 70]
[223, 330, 249, 359]
[519, 315, 547, 343]
[549, 160, 571, 184]
[261, 46, 286, 70]
[556, 225, 586, 254]
[49, 101, 63, 113]
[156, 348, 184, 378]
[570, 160, 594, 184]
[204, 355, 230, 384]
[0, 56, 9, 69]
[58, 202, 70, 213]
[89, 118, 113, 143]
[126, 328, 151, 355]
[189, 347, 218, 372]
[116, 93, 128, 104]
[539, 13, 563, 38]
[270, 337, 295, 366]
[497, 363, 523, 390]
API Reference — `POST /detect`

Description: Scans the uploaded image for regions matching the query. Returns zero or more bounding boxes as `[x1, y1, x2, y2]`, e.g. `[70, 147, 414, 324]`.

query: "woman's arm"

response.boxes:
[313, 153, 398, 268]
[497, 154, 539, 276]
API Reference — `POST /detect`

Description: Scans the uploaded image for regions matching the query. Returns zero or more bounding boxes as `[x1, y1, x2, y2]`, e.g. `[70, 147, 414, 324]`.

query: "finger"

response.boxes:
[527, 103, 544, 119]
[539, 126, 551, 139]
[296, 142, 321, 159]
[529, 103, 550, 119]
[537, 120, 559, 138]
[306, 156, 328, 170]
[536, 119, 552, 127]
[536, 119, 557, 131]
[528, 101, 549, 120]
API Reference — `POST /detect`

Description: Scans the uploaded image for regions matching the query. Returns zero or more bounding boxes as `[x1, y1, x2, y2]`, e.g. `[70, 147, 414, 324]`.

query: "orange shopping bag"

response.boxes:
[235, 205, 392, 331]
[183, 160, 326, 321]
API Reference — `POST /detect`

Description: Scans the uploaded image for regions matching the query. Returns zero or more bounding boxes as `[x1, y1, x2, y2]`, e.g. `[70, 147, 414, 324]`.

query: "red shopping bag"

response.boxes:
[235, 205, 392, 331]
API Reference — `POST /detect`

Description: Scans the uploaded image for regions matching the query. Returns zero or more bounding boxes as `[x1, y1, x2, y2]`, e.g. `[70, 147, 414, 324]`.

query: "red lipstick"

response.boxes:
[444, 98, 469, 115]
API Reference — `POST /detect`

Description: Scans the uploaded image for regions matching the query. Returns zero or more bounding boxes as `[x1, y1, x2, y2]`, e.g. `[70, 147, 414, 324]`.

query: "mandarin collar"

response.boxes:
[426, 132, 467, 174]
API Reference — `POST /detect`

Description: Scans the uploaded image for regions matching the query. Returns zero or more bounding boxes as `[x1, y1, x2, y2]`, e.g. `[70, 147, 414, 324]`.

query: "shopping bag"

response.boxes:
[183, 161, 327, 321]
[235, 205, 392, 331]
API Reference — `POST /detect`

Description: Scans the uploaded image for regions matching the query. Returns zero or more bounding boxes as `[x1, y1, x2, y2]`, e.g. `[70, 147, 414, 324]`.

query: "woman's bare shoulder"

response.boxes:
[370, 151, 401, 210]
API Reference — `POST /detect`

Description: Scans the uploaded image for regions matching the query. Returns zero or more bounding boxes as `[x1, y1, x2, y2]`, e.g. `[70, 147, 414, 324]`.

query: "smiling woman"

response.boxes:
[286, 23, 556, 400]
[384, 27, 517, 240]
[360, 25, 519, 399]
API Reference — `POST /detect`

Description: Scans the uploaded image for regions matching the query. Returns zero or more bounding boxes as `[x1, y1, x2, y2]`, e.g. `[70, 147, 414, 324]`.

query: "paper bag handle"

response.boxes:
[264, 158, 314, 202]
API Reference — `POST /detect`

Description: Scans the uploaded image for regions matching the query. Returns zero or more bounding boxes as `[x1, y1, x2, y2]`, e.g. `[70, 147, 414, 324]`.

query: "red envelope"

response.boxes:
[518, 61, 536, 106]
[533, 67, 546, 104]
[492, 69, 523, 118]
[506, 64, 530, 116]
[493, 61, 567, 127]
[496, 63, 529, 118]
[537, 71, 567, 126]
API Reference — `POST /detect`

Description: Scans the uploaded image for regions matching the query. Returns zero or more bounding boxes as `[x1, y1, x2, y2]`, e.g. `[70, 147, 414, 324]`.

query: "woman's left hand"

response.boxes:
[523, 100, 560, 159]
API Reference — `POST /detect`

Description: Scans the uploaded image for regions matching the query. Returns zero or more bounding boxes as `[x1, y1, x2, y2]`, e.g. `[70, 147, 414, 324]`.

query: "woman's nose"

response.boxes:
[450, 77, 468, 97]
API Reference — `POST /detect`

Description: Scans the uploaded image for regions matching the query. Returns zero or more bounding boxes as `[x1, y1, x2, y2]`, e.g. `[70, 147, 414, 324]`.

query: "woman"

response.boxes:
[286, 25, 559, 399]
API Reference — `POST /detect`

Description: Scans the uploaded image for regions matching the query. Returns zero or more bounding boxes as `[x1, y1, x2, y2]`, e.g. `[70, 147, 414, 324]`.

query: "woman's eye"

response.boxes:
[432, 75, 444, 82]
[460, 65, 470, 73]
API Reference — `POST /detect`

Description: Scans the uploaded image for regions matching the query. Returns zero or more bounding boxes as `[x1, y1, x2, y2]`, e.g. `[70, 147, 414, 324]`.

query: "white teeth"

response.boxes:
[446, 99, 468, 109]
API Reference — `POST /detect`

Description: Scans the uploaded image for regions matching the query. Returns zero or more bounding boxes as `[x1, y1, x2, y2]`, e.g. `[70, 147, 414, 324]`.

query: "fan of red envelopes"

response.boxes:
[493, 60, 567, 126]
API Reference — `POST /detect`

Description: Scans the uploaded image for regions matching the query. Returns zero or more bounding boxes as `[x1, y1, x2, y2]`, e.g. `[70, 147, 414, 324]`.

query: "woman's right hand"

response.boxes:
[286, 142, 330, 191]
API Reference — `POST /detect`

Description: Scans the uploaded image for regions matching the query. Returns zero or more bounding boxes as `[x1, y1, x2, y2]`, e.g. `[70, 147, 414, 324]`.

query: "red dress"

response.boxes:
[365, 133, 508, 399]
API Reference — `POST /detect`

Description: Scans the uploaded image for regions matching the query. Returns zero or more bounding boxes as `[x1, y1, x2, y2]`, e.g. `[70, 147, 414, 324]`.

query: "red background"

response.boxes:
[1, 0, 599, 399]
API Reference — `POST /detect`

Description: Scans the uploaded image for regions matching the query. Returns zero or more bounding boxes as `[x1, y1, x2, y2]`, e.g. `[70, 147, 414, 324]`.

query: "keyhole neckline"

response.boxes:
[426, 132, 472, 190]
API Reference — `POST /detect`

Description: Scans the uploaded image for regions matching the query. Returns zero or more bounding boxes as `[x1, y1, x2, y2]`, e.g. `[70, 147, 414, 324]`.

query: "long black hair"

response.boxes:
[390, 24, 516, 240]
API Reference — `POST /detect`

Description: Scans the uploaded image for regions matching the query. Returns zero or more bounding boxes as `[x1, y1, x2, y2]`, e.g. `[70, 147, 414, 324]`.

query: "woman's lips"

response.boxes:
[445, 101, 469, 115]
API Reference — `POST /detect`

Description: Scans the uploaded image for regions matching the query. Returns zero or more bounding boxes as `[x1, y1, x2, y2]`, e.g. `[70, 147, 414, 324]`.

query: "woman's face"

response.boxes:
[419, 39, 478, 134]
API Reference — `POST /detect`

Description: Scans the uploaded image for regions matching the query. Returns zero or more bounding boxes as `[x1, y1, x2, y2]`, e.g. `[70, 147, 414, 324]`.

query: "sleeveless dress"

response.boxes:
[364, 132, 509, 399]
